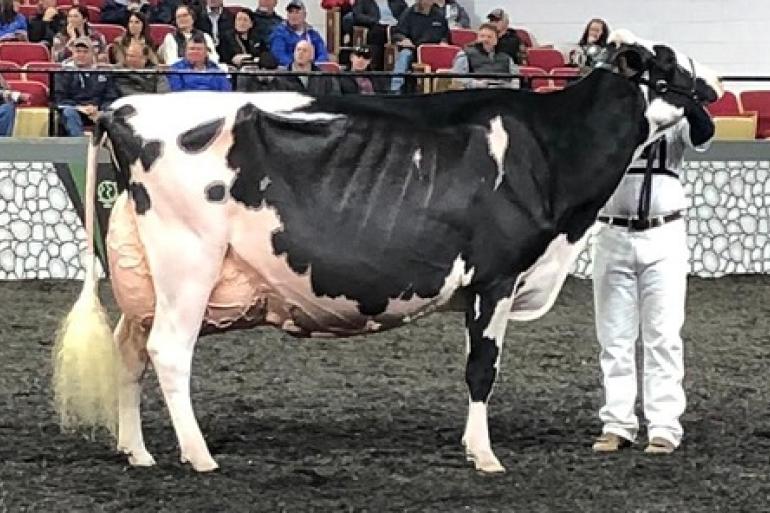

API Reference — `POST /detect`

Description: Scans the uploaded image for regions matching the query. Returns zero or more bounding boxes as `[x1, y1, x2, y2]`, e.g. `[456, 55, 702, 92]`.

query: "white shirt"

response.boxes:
[601, 119, 708, 218]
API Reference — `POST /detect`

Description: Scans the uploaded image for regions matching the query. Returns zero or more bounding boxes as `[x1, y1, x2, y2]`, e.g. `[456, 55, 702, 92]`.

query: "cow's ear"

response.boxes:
[652, 44, 677, 75]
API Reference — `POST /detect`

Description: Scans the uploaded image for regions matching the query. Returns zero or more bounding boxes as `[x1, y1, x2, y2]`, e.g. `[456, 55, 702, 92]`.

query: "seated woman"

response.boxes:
[568, 17, 610, 70]
[218, 8, 276, 69]
[111, 11, 159, 66]
[27, 0, 65, 46]
[159, 5, 219, 65]
[0, 0, 28, 42]
[51, 6, 107, 62]
[351, 0, 406, 70]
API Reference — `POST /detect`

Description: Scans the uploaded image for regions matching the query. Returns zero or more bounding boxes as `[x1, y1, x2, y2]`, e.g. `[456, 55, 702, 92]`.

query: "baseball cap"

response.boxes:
[71, 36, 93, 49]
[486, 8, 506, 21]
[286, 0, 304, 10]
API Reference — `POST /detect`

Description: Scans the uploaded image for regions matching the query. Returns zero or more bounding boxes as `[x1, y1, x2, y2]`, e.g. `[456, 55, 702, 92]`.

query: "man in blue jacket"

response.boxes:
[268, 0, 328, 67]
[54, 37, 118, 136]
[168, 32, 232, 92]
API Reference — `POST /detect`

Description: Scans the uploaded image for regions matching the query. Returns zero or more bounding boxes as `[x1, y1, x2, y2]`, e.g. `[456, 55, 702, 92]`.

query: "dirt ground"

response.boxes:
[1, 276, 770, 512]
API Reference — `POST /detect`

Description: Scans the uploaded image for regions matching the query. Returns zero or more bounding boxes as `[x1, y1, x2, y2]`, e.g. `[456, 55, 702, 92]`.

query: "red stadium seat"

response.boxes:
[23, 61, 62, 87]
[91, 23, 126, 43]
[5, 80, 50, 107]
[706, 90, 741, 117]
[0, 42, 51, 65]
[739, 91, 770, 138]
[526, 48, 565, 72]
[450, 28, 476, 47]
[0, 60, 21, 80]
[17, 4, 38, 17]
[514, 28, 534, 48]
[317, 61, 341, 73]
[549, 66, 580, 87]
[417, 44, 461, 71]
[517, 65, 549, 90]
[149, 23, 176, 47]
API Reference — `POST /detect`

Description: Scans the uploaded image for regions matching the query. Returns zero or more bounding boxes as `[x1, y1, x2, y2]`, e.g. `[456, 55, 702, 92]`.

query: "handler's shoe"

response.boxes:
[592, 433, 631, 453]
[644, 437, 676, 454]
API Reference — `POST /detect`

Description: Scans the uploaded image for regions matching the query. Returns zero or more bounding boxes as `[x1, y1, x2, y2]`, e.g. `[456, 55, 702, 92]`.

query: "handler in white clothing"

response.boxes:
[591, 102, 715, 454]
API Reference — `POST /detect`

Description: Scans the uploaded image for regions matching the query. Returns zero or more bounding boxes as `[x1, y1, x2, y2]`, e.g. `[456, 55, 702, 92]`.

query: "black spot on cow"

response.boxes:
[113, 104, 137, 119]
[129, 182, 151, 214]
[178, 117, 226, 154]
[140, 141, 163, 172]
[205, 181, 227, 202]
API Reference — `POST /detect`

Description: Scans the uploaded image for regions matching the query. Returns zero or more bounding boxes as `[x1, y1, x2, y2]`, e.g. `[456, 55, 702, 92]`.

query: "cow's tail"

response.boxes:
[52, 128, 119, 437]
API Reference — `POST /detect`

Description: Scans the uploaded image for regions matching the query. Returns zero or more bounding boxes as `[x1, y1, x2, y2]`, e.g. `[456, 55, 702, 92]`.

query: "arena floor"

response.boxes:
[1, 276, 769, 512]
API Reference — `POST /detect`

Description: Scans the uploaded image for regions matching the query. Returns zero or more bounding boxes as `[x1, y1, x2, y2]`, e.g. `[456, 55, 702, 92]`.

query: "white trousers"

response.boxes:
[591, 219, 688, 447]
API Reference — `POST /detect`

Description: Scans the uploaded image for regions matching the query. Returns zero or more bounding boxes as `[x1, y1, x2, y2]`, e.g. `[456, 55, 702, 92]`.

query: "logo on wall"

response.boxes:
[97, 180, 118, 209]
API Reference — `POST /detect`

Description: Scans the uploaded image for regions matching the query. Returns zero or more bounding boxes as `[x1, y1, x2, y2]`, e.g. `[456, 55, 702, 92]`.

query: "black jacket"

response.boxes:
[54, 68, 119, 110]
[27, 12, 65, 46]
[218, 30, 276, 68]
[271, 65, 341, 96]
[339, 73, 389, 94]
[496, 28, 521, 64]
[195, 6, 235, 44]
[392, 5, 449, 46]
[251, 9, 282, 48]
[352, 0, 406, 27]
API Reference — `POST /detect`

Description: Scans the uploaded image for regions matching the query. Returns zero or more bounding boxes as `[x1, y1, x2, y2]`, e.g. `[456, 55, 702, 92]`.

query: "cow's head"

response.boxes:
[596, 29, 723, 138]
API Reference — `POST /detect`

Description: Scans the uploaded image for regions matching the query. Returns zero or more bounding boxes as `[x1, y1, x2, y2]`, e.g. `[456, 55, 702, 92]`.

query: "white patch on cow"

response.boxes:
[509, 231, 593, 322]
[482, 290, 515, 345]
[474, 294, 481, 321]
[412, 148, 422, 169]
[365, 319, 382, 331]
[462, 401, 503, 472]
[646, 97, 684, 131]
[437, 255, 475, 303]
[486, 116, 508, 190]
[259, 176, 271, 191]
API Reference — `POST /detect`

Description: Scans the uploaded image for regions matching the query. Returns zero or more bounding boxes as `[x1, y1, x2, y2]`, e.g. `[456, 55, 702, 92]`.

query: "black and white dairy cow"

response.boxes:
[52, 30, 721, 473]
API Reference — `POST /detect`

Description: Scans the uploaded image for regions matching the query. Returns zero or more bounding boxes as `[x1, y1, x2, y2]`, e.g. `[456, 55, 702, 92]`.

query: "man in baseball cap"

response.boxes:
[485, 8, 522, 64]
[268, 0, 329, 66]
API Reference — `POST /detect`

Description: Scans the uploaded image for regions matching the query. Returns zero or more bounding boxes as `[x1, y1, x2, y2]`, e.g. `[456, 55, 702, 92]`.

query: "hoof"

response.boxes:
[119, 447, 157, 467]
[472, 455, 506, 474]
[181, 454, 219, 472]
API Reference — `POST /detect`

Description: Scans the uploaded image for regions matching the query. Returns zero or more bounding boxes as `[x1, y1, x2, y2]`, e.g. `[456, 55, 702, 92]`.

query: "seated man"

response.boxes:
[54, 37, 118, 136]
[270, 39, 339, 95]
[0, 78, 30, 137]
[450, 23, 517, 89]
[351, 0, 406, 71]
[487, 8, 522, 65]
[389, 0, 449, 93]
[168, 32, 232, 92]
[269, 0, 328, 68]
[115, 41, 171, 96]
[339, 46, 387, 94]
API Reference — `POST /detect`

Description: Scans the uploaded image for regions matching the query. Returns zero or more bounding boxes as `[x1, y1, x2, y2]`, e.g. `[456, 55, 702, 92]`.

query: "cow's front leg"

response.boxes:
[461, 278, 516, 473]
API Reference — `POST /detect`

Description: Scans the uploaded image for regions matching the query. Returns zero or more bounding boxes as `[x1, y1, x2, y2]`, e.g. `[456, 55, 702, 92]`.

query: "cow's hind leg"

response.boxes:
[461, 278, 515, 473]
[115, 315, 155, 466]
[142, 236, 225, 472]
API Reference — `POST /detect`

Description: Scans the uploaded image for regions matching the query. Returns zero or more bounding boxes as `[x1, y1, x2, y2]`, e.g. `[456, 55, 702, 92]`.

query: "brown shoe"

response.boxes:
[592, 433, 631, 453]
[645, 437, 676, 454]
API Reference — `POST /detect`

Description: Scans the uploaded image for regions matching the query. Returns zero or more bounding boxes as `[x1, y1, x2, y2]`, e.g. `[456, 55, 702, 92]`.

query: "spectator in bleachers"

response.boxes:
[101, 0, 152, 27]
[27, 0, 65, 46]
[433, 0, 469, 29]
[389, 0, 449, 93]
[194, 0, 233, 48]
[52, 6, 107, 63]
[271, 39, 339, 94]
[486, 8, 521, 65]
[159, 5, 219, 64]
[269, 0, 328, 68]
[54, 36, 118, 136]
[339, 45, 387, 94]
[218, 8, 276, 68]
[568, 18, 610, 69]
[114, 41, 170, 95]
[111, 11, 159, 65]
[351, 0, 406, 71]
[252, 0, 281, 50]
[0, 76, 30, 136]
[450, 23, 517, 89]
[167, 31, 231, 91]
[0, 0, 28, 41]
